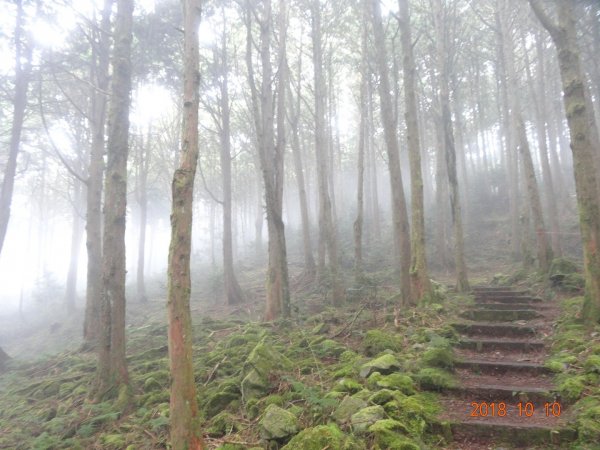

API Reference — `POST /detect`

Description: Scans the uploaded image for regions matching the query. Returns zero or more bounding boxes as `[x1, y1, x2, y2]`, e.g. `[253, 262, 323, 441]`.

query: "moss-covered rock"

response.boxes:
[351, 405, 385, 432]
[413, 368, 456, 390]
[259, 404, 299, 441]
[241, 339, 293, 401]
[583, 355, 600, 374]
[282, 424, 362, 450]
[368, 373, 416, 395]
[368, 389, 402, 405]
[362, 330, 401, 356]
[333, 396, 367, 423]
[421, 346, 455, 369]
[315, 339, 347, 358]
[359, 354, 401, 378]
[368, 419, 417, 449]
[575, 397, 600, 444]
[332, 378, 363, 394]
[207, 411, 239, 437]
[204, 381, 241, 416]
[558, 375, 587, 402]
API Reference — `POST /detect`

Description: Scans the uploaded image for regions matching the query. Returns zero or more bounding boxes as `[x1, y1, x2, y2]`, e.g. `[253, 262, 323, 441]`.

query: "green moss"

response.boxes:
[583, 355, 600, 374]
[282, 424, 362, 450]
[333, 395, 367, 423]
[368, 419, 418, 450]
[359, 354, 401, 378]
[362, 330, 401, 356]
[413, 368, 456, 390]
[351, 405, 385, 433]
[100, 434, 126, 448]
[558, 375, 587, 402]
[315, 339, 347, 358]
[332, 378, 363, 394]
[206, 411, 239, 437]
[259, 404, 300, 441]
[368, 389, 402, 405]
[550, 258, 580, 276]
[421, 346, 455, 369]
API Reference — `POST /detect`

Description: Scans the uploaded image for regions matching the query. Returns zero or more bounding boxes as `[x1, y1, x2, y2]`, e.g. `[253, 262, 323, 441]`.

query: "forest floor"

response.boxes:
[0, 263, 599, 449]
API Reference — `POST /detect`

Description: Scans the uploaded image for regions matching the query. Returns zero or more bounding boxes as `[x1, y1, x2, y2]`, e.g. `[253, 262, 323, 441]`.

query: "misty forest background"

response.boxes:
[0, 0, 600, 449]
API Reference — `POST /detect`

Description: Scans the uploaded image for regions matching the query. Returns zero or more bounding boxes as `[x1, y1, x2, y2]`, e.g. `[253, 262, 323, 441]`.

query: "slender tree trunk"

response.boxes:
[434, 0, 469, 292]
[531, 0, 600, 323]
[288, 46, 316, 278]
[0, 0, 32, 258]
[66, 180, 84, 312]
[246, 0, 291, 320]
[500, 0, 552, 272]
[398, 0, 431, 303]
[219, 21, 244, 305]
[136, 131, 150, 303]
[96, 0, 133, 400]
[312, 0, 343, 304]
[84, 0, 112, 348]
[367, 76, 381, 242]
[167, 0, 204, 448]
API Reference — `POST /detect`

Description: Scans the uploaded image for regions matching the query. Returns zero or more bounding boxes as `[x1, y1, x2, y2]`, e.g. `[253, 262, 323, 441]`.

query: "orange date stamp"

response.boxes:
[469, 401, 562, 418]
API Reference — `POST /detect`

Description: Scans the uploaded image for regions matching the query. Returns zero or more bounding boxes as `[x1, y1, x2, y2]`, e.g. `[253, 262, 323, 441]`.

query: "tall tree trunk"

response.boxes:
[167, 0, 204, 448]
[84, 0, 112, 348]
[96, 0, 133, 400]
[288, 41, 316, 277]
[219, 20, 244, 306]
[0, 0, 33, 258]
[530, 0, 600, 323]
[398, 0, 432, 303]
[500, 0, 552, 273]
[136, 131, 150, 303]
[370, 0, 412, 304]
[66, 181, 84, 312]
[246, 0, 291, 320]
[312, 0, 343, 304]
[434, 0, 469, 292]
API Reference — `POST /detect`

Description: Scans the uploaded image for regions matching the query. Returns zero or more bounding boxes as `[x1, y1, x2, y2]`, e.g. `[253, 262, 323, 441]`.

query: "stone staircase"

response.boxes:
[438, 286, 576, 448]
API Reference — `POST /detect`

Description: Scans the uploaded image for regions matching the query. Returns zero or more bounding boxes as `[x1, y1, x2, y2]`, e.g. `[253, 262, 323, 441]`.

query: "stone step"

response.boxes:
[461, 309, 541, 322]
[451, 322, 537, 338]
[446, 421, 576, 447]
[448, 383, 557, 404]
[473, 302, 547, 311]
[475, 296, 542, 304]
[473, 287, 530, 295]
[456, 358, 550, 376]
[458, 338, 545, 352]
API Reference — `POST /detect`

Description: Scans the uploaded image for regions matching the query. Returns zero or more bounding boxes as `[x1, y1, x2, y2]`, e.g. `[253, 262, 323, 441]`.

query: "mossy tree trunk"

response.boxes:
[398, 0, 432, 303]
[96, 0, 133, 399]
[530, 0, 600, 324]
[167, 0, 204, 448]
[370, 0, 412, 305]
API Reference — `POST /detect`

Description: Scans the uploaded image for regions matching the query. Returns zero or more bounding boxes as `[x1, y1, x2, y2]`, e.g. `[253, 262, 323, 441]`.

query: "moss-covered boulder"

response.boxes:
[207, 412, 240, 437]
[368, 372, 416, 395]
[359, 354, 401, 378]
[351, 405, 385, 432]
[368, 419, 418, 449]
[315, 339, 347, 358]
[259, 404, 299, 441]
[204, 380, 241, 416]
[421, 346, 454, 369]
[333, 396, 367, 423]
[413, 367, 456, 390]
[368, 389, 403, 406]
[362, 330, 401, 356]
[282, 424, 362, 450]
[241, 339, 292, 401]
[332, 378, 363, 394]
[584, 355, 600, 374]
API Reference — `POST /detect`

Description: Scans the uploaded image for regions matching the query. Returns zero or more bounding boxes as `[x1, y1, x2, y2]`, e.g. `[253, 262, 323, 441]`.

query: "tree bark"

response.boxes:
[500, 0, 552, 273]
[370, 0, 411, 304]
[398, 0, 432, 303]
[218, 19, 244, 305]
[96, 0, 133, 400]
[167, 0, 204, 448]
[136, 131, 150, 303]
[0, 0, 33, 258]
[312, 0, 343, 305]
[530, 0, 600, 323]
[84, 0, 112, 348]
[433, 0, 469, 292]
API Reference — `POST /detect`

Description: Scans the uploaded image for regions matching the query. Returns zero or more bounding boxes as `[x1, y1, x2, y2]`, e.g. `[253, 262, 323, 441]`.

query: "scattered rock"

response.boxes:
[333, 396, 367, 423]
[259, 404, 299, 441]
[359, 354, 401, 378]
[351, 405, 385, 432]
[282, 424, 361, 450]
[367, 372, 416, 395]
[241, 339, 292, 401]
